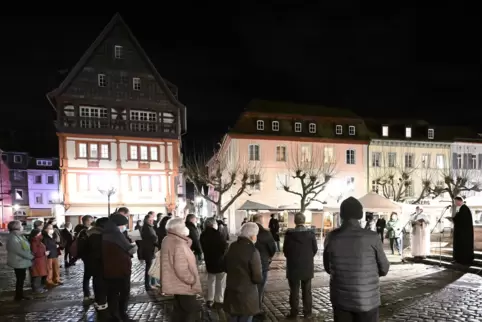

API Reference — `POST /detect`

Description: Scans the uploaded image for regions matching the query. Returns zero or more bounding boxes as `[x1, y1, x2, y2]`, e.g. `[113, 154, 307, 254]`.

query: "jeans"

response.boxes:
[333, 306, 379, 322]
[106, 277, 131, 320]
[288, 278, 312, 315]
[257, 270, 268, 309]
[14, 268, 27, 300]
[229, 316, 253, 322]
[377, 231, 385, 243]
[92, 275, 108, 308]
[275, 241, 281, 252]
[83, 266, 92, 297]
[206, 272, 226, 303]
[390, 237, 401, 254]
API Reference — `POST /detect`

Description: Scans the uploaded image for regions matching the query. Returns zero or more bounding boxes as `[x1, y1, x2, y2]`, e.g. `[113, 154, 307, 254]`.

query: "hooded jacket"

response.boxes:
[283, 225, 318, 280]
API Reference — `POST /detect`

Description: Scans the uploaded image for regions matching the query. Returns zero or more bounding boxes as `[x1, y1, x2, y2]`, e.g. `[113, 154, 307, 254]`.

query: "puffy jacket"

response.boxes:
[323, 219, 390, 312]
[6, 232, 33, 269]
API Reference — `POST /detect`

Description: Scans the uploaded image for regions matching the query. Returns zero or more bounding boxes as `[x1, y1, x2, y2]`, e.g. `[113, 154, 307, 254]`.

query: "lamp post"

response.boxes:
[99, 187, 116, 216]
[195, 196, 204, 218]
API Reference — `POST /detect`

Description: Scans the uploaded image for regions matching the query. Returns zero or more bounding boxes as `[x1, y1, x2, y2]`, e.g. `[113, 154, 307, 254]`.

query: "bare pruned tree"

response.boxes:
[183, 149, 262, 217]
[282, 144, 336, 213]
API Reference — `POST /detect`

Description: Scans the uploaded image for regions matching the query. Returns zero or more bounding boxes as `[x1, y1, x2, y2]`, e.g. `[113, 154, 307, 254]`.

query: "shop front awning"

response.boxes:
[30, 209, 53, 217]
[237, 200, 275, 211]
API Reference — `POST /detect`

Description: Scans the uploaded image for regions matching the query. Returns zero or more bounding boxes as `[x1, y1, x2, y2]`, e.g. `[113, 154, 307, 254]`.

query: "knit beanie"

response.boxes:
[340, 197, 363, 220]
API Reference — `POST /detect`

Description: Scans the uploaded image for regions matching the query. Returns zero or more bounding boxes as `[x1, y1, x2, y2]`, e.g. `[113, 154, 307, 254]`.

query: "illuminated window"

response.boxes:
[101, 144, 109, 159]
[294, 122, 302, 132]
[150, 147, 159, 161]
[78, 143, 87, 158]
[130, 146, 138, 160]
[98, 74, 106, 87]
[272, 121, 279, 131]
[114, 45, 124, 59]
[256, 120, 264, 130]
[308, 123, 316, 133]
[133, 78, 141, 91]
[140, 146, 149, 160]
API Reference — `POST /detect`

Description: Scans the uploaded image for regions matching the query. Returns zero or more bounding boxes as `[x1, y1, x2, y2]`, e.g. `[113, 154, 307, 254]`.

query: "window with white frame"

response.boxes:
[294, 122, 302, 132]
[421, 154, 430, 168]
[130, 146, 138, 160]
[36, 160, 52, 166]
[90, 144, 98, 159]
[436, 154, 444, 169]
[79, 106, 108, 128]
[47, 175, 54, 184]
[34, 193, 43, 204]
[308, 123, 316, 133]
[272, 121, 279, 131]
[406, 183, 414, 197]
[114, 45, 124, 59]
[140, 146, 149, 161]
[101, 144, 109, 159]
[98, 74, 107, 87]
[14, 155, 22, 163]
[150, 147, 159, 161]
[404, 153, 414, 168]
[301, 144, 312, 162]
[276, 146, 286, 162]
[346, 176, 355, 191]
[249, 174, 261, 191]
[428, 128, 434, 139]
[405, 127, 412, 138]
[130, 110, 156, 122]
[324, 146, 334, 163]
[371, 180, 379, 193]
[388, 152, 396, 167]
[372, 152, 381, 167]
[276, 173, 289, 190]
[382, 125, 389, 137]
[472, 154, 477, 169]
[248, 144, 260, 161]
[15, 189, 23, 200]
[256, 120, 264, 130]
[34, 175, 42, 184]
[78, 143, 87, 158]
[335, 125, 343, 135]
[346, 149, 356, 165]
[457, 154, 462, 169]
[133, 77, 141, 91]
[348, 125, 355, 135]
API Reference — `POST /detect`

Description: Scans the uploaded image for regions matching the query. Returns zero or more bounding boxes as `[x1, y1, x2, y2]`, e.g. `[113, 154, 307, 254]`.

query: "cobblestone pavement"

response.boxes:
[1, 245, 482, 321]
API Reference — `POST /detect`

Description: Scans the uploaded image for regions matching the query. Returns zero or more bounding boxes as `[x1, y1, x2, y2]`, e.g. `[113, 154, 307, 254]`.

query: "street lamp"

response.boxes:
[195, 196, 204, 218]
[98, 187, 116, 216]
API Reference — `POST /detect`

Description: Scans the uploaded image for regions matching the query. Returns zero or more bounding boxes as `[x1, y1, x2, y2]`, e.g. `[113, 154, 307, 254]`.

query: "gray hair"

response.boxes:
[239, 222, 259, 238]
[8, 220, 22, 232]
[204, 217, 216, 228]
[166, 217, 186, 234]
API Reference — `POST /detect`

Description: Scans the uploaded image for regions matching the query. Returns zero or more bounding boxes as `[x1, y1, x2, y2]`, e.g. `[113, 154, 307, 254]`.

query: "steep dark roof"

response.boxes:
[245, 99, 360, 119]
[46, 13, 183, 110]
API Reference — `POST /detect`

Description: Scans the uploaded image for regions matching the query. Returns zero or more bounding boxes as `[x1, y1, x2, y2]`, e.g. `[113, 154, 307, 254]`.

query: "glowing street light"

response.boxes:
[99, 187, 116, 216]
[13, 204, 19, 211]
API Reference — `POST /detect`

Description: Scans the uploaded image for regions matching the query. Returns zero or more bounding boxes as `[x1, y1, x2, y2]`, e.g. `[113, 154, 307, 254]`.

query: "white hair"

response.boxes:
[166, 217, 187, 234]
[239, 222, 259, 238]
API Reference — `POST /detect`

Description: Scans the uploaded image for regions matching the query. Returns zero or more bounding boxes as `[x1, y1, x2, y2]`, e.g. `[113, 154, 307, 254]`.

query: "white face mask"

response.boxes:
[213, 224, 218, 230]
[47, 230, 54, 236]
[183, 227, 190, 236]
[119, 225, 127, 233]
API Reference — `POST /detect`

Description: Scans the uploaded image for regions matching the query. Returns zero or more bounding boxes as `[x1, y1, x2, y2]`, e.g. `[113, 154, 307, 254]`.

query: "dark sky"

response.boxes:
[0, 6, 479, 157]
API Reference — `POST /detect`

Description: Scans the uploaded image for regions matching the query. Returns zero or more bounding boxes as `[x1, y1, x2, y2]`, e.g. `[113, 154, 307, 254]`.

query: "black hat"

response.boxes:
[340, 197, 363, 220]
[110, 214, 129, 226]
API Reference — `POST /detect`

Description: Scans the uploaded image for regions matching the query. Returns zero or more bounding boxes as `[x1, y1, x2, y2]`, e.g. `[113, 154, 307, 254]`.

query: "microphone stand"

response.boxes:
[431, 207, 450, 267]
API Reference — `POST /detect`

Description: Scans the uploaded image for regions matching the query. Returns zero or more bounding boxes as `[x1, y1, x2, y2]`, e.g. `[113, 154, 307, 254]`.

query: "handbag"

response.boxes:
[148, 250, 161, 280]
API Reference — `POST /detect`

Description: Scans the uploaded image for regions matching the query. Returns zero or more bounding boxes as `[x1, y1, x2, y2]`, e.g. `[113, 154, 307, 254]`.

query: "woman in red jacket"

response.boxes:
[29, 229, 48, 293]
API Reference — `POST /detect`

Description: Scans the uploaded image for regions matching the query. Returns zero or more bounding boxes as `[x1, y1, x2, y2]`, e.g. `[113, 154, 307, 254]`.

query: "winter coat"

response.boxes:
[254, 223, 276, 271]
[283, 225, 318, 280]
[323, 219, 390, 312]
[223, 236, 263, 316]
[85, 226, 104, 276]
[160, 232, 202, 295]
[30, 236, 48, 277]
[156, 216, 171, 246]
[386, 219, 403, 239]
[60, 228, 74, 249]
[140, 223, 158, 260]
[102, 221, 137, 278]
[42, 233, 59, 259]
[200, 227, 228, 274]
[268, 218, 280, 242]
[186, 221, 202, 256]
[6, 232, 33, 269]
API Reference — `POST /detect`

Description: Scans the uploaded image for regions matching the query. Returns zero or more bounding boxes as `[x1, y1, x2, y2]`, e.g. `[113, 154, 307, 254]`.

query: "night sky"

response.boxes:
[0, 6, 479, 157]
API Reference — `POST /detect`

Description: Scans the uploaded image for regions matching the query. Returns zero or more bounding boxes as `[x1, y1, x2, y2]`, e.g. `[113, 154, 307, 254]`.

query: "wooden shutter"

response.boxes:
[479, 154, 482, 169]
[463, 153, 469, 169]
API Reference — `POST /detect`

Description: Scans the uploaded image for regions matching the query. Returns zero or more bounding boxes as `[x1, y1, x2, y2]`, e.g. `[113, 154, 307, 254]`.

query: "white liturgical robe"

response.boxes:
[411, 213, 431, 257]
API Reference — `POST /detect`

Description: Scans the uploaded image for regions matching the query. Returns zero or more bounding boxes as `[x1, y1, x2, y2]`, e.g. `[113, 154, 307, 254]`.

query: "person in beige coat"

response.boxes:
[161, 217, 202, 321]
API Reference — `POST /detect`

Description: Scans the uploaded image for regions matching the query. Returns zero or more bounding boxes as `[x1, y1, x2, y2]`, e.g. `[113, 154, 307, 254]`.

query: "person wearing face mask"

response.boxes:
[223, 222, 263, 321]
[42, 224, 62, 287]
[161, 217, 202, 321]
[29, 229, 48, 294]
[102, 214, 137, 322]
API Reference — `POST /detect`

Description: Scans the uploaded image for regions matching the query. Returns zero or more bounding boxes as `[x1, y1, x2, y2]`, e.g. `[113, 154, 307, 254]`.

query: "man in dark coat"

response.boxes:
[156, 213, 172, 246]
[375, 216, 387, 243]
[452, 197, 474, 266]
[283, 213, 318, 319]
[268, 213, 281, 251]
[102, 214, 137, 322]
[185, 214, 202, 262]
[323, 197, 390, 322]
[200, 217, 228, 307]
[116, 207, 132, 243]
[252, 214, 276, 315]
[216, 217, 230, 241]
[140, 213, 158, 291]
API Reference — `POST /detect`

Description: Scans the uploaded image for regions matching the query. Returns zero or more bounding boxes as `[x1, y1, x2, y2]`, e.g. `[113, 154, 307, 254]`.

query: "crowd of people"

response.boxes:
[3, 195, 476, 321]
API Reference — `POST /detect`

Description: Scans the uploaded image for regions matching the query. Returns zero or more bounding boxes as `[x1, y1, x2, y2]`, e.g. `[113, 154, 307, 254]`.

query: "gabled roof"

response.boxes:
[245, 99, 361, 119]
[46, 13, 183, 110]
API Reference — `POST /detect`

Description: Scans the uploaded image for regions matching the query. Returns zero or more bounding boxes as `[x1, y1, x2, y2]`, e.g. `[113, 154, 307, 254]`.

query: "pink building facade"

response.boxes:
[0, 153, 13, 226]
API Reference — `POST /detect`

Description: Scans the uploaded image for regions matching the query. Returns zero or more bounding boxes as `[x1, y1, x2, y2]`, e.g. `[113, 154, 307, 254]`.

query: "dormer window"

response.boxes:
[382, 125, 389, 137]
[98, 74, 106, 87]
[405, 127, 412, 138]
[114, 45, 124, 59]
[428, 128, 434, 139]
[272, 121, 279, 131]
[308, 123, 316, 133]
[133, 77, 141, 91]
[256, 120, 264, 130]
[348, 125, 355, 135]
[335, 125, 343, 135]
[294, 122, 302, 132]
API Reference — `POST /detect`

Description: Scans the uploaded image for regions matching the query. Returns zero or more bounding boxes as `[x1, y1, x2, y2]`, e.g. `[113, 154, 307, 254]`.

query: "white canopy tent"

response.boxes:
[322, 192, 402, 213]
